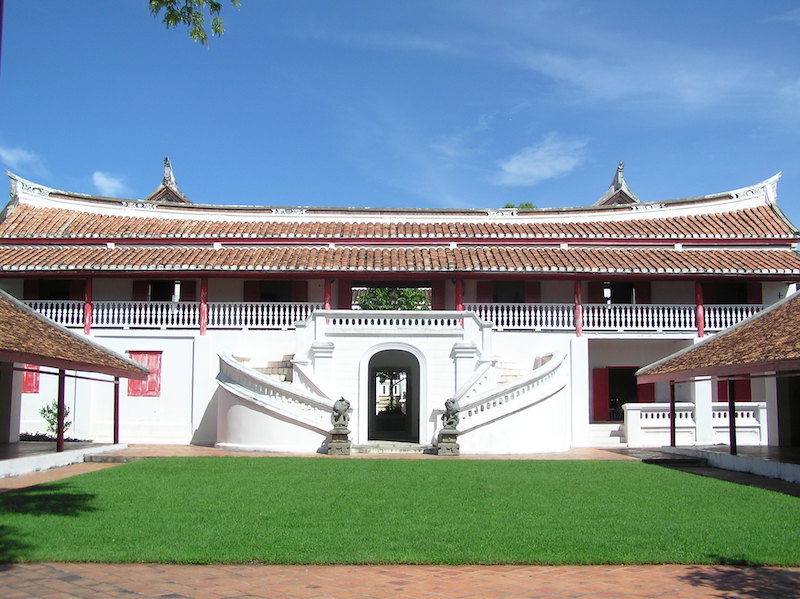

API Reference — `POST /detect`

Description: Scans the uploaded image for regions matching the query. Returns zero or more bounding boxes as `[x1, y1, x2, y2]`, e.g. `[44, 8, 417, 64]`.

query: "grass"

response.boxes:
[0, 457, 798, 565]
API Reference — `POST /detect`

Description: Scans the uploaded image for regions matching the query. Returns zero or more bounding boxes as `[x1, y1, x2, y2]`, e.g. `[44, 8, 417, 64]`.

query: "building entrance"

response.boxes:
[368, 350, 420, 442]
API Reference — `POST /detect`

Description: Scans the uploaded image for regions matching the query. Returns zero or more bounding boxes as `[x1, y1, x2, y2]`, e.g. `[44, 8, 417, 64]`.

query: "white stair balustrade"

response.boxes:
[217, 351, 334, 433]
[24, 300, 84, 327]
[454, 353, 568, 433]
[711, 402, 768, 445]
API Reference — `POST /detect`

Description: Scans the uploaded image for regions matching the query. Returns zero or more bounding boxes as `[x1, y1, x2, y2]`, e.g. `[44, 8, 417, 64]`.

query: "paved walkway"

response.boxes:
[1, 445, 799, 598]
[2, 562, 799, 598]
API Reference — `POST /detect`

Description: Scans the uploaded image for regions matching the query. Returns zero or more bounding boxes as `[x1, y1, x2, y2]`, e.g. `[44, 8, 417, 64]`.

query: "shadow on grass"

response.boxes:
[0, 483, 96, 563]
[680, 560, 800, 598]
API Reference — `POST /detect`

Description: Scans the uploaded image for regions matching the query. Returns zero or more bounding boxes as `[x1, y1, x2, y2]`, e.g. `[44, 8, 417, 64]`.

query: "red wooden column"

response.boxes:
[727, 377, 738, 455]
[323, 279, 332, 310]
[57, 369, 66, 453]
[83, 277, 93, 335]
[669, 381, 676, 447]
[695, 282, 705, 338]
[455, 279, 464, 311]
[113, 377, 120, 444]
[574, 280, 583, 336]
[199, 277, 209, 336]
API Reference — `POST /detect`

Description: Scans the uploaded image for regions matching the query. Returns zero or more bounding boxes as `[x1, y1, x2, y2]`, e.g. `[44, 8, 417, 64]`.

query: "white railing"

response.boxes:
[465, 303, 573, 330]
[93, 301, 199, 328]
[217, 352, 334, 433]
[704, 304, 764, 331]
[23, 300, 84, 327]
[623, 402, 768, 447]
[583, 303, 696, 331]
[455, 353, 567, 433]
[208, 302, 322, 329]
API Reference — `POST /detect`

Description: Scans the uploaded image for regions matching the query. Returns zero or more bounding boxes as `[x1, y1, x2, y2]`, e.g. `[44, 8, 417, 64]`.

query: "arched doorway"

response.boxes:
[368, 350, 420, 442]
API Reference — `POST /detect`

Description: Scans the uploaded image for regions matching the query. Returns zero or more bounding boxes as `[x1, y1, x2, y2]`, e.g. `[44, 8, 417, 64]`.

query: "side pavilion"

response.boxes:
[637, 291, 800, 481]
[0, 289, 149, 463]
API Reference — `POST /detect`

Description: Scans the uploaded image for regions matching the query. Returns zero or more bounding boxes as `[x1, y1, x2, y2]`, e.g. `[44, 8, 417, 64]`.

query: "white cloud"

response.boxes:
[0, 145, 47, 174]
[92, 171, 130, 197]
[763, 8, 800, 24]
[494, 133, 588, 187]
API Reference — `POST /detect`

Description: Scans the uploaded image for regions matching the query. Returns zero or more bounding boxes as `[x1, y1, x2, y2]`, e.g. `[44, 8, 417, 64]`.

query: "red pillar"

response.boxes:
[113, 377, 120, 444]
[84, 277, 93, 335]
[574, 280, 583, 337]
[455, 279, 464, 311]
[199, 277, 209, 335]
[57, 369, 66, 453]
[324, 279, 332, 310]
[695, 282, 705, 338]
[728, 378, 738, 456]
[669, 381, 676, 447]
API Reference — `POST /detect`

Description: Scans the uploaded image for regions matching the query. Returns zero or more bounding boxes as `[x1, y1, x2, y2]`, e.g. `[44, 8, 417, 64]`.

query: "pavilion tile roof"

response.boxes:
[1, 245, 799, 276]
[0, 290, 149, 379]
[637, 291, 800, 383]
[0, 203, 795, 241]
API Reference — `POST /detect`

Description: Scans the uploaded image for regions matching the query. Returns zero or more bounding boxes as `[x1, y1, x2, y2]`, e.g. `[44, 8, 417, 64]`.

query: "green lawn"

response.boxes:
[1, 457, 798, 565]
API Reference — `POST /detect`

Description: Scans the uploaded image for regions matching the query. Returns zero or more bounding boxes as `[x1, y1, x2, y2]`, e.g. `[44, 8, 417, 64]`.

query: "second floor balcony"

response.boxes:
[24, 299, 765, 336]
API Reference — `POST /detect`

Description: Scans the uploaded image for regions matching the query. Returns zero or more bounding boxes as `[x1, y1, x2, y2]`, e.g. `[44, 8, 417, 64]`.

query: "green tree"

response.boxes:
[39, 400, 72, 436]
[149, 0, 242, 46]
[503, 202, 536, 209]
[356, 287, 430, 310]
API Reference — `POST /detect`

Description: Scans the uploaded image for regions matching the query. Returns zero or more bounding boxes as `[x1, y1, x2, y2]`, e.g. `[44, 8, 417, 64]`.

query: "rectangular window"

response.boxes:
[127, 351, 162, 397]
[22, 364, 40, 393]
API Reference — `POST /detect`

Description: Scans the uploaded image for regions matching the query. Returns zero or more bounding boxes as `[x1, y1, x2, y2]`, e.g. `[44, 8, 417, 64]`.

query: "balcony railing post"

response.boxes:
[574, 280, 583, 337]
[695, 282, 705, 338]
[199, 277, 208, 336]
[84, 278, 93, 335]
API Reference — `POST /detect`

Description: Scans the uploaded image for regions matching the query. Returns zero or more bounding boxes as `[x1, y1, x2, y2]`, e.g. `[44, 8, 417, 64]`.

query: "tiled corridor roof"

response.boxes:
[638, 291, 800, 382]
[0, 202, 795, 241]
[1, 245, 799, 275]
[0, 289, 149, 378]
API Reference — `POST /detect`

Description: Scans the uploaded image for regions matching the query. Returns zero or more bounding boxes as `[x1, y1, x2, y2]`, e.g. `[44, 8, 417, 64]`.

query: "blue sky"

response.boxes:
[2, 1, 800, 224]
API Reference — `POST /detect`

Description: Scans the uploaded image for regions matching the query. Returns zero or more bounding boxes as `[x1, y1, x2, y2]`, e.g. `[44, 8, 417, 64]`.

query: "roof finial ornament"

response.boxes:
[594, 160, 639, 206]
[163, 156, 178, 189]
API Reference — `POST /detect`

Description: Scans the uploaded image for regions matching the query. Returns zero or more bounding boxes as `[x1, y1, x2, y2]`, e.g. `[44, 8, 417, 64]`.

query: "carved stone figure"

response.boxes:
[331, 397, 351, 429]
[441, 398, 459, 431]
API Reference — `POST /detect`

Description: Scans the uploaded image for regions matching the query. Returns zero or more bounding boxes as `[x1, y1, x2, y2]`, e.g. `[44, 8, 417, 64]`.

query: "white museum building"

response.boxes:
[1, 162, 798, 454]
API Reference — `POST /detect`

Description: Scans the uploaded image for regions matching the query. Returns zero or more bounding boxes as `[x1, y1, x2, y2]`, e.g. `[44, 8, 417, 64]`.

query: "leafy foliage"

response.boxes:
[356, 287, 430, 310]
[503, 202, 536, 209]
[39, 400, 71, 436]
[149, 0, 241, 46]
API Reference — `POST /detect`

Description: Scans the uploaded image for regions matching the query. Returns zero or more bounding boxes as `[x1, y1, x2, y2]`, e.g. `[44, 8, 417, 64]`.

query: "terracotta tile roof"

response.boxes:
[638, 292, 800, 383]
[0, 290, 149, 379]
[0, 203, 795, 241]
[1, 245, 799, 275]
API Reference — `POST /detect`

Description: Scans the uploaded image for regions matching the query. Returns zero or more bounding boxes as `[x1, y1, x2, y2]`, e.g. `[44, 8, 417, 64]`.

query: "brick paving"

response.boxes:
[1, 445, 799, 598]
[1, 563, 799, 598]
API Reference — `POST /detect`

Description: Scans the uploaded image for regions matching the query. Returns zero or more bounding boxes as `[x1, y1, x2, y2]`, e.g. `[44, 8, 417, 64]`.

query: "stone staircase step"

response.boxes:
[351, 442, 435, 455]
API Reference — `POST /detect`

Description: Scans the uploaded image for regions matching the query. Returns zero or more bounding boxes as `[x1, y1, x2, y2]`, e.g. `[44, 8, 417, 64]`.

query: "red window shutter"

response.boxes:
[23, 280, 40, 300]
[587, 282, 604, 303]
[22, 364, 40, 393]
[132, 280, 149, 301]
[476, 281, 493, 304]
[337, 280, 352, 309]
[179, 280, 197, 302]
[291, 281, 308, 303]
[633, 282, 651, 304]
[592, 368, 610, 422]
[243, 281, 260, 302]
[431, 280, 445, 310]
[717, 379, 728, 402]
[127, 351, 162, 397]
[734, 376, 752, 401]
[637, 382, 655, 403]
[746, 283, 762, 305]
[524, 281, 541, 303]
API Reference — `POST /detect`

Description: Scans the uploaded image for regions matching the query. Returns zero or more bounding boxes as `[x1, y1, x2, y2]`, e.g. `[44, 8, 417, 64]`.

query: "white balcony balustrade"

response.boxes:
[23, 299, 765, 334]
[208, 302, 321, 329]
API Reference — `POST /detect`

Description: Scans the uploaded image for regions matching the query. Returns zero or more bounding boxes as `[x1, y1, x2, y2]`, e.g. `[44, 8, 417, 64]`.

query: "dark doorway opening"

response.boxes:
[368, 350, 419, 442]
